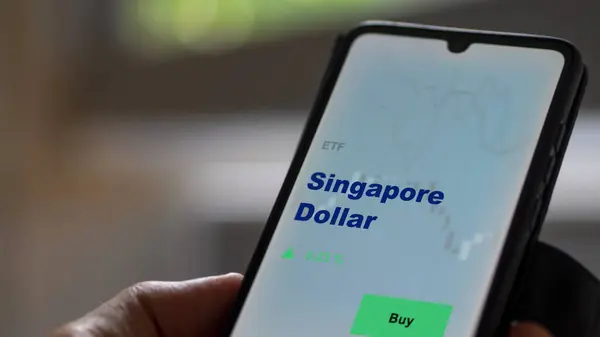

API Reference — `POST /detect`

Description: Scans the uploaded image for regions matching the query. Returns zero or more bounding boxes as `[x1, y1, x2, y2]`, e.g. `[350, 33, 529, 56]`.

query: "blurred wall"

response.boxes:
[2, 1, 600, 336]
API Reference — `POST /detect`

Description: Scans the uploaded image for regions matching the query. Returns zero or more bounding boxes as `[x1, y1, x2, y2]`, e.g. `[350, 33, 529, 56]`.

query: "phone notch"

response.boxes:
[447, 38, 472, 54]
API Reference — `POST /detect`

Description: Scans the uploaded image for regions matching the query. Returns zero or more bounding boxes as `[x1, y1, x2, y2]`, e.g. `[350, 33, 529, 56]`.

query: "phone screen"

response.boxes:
[229, 33, 565, 337]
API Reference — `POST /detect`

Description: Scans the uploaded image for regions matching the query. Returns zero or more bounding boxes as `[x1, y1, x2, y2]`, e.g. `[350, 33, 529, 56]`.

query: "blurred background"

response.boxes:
[1, 0, 600, 336]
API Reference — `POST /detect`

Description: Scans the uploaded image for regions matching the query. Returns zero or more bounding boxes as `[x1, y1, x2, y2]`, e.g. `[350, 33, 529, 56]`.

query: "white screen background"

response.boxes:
[230, 33, 564, 337]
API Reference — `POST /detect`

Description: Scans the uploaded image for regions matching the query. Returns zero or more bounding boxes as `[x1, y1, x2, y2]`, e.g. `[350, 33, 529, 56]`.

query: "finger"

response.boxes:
[136, 273, 243, 337]
[51, 273, 243, 337]
[510, 322, 553, 337]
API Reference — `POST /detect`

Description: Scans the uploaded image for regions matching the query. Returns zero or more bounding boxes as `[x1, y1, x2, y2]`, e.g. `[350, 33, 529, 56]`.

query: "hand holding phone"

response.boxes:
[222, 22, 587, 337]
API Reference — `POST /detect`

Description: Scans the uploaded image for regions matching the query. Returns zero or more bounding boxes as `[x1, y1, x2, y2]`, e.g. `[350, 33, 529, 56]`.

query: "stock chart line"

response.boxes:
[317, 171, 492, 261]
[362, 74, 523, 174]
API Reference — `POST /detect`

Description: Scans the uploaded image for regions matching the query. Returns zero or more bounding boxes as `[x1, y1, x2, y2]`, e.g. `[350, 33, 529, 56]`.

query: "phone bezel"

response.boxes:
[220, 21, 586, 337]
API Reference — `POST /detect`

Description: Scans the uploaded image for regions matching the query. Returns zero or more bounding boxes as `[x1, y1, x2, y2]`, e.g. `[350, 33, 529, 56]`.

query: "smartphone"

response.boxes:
[222, 21, 587, 337]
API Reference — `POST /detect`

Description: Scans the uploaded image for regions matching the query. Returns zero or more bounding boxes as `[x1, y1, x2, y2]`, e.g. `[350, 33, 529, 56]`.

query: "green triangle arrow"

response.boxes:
[281, 248, 294, 260]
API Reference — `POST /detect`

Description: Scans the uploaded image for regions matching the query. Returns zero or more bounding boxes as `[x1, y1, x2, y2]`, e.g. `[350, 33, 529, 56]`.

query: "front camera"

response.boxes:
[447, 40, 471, 54]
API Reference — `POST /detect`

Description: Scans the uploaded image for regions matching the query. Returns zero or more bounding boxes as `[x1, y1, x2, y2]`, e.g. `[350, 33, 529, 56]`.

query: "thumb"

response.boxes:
[52, 273, 243, 337]
[511, 322, 553, 337]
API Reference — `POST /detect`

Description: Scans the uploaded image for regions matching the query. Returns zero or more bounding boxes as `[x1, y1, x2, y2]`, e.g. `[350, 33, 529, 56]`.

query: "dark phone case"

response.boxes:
[496, 65, 588, 337]
[220, 21, 587, 337]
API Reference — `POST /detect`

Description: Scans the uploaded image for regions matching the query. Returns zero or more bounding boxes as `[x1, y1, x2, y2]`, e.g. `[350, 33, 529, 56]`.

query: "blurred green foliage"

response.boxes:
[121, 0, 389, 54]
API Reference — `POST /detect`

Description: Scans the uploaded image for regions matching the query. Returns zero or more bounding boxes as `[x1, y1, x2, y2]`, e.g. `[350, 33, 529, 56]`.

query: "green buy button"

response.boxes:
[350, 294, 453, 337]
